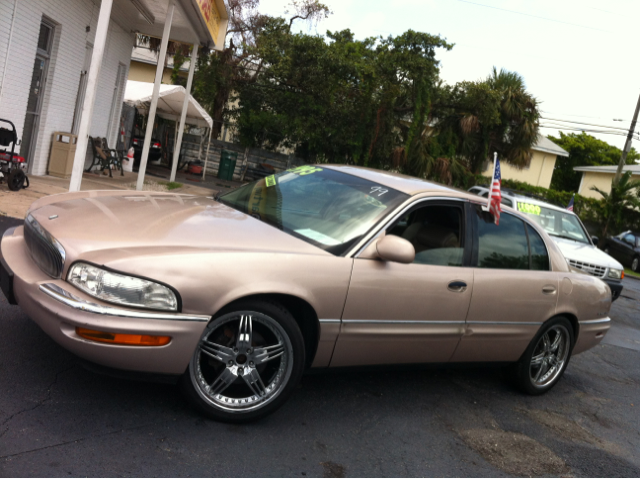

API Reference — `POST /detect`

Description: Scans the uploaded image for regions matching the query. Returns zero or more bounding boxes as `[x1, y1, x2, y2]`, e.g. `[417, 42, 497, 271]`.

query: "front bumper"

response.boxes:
[603, 278, 623, 301]
[0, 226, 210, 375]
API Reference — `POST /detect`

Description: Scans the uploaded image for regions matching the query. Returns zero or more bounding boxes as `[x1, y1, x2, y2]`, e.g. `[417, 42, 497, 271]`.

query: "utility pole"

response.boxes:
[614, 92, 640, 186]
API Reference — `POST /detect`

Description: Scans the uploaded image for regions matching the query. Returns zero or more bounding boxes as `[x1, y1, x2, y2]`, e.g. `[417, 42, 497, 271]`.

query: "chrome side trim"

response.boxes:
[348, 196, 468, 258]
[342, 319, 465, 325]
[39, 283, 211, 322]
[318, 319, 341, 323]
[342, 319, 542, 325]
[579, 317, 611, 324]
[467, 321, 543, 326]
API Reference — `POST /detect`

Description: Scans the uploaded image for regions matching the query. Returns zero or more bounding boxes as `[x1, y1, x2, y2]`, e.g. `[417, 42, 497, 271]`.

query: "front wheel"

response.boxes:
[181, 300, 305, 422]
[7, 169, 25, 191]
[513, 317, 574, 395]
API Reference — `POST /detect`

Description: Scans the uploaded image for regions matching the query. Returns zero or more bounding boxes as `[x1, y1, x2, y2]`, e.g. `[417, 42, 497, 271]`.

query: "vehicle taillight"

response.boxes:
[153, 142, 161, 148]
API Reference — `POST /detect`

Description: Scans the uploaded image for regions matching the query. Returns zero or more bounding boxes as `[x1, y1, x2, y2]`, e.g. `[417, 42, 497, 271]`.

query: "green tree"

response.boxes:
[549, 132, 640, 192]
[234, 27, 452, 169]
[591, 171, 640, 243]
[436, 68, 540, 174]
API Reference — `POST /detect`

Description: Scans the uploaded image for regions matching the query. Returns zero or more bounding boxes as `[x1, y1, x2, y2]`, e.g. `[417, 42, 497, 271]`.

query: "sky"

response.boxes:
[259, 0, 640, 150]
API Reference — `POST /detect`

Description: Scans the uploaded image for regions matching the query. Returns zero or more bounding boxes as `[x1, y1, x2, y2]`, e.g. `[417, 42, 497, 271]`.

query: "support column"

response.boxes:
[68, 0, 114, 192]
[170, 44, 198, 183]
[202, 127, 212, 181]
[136, 0, 175, 191]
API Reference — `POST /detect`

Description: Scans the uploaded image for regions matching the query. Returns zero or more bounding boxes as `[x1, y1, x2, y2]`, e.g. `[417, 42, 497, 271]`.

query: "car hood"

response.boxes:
[27, 191, 325, 260]
[551, 236, 623, 270]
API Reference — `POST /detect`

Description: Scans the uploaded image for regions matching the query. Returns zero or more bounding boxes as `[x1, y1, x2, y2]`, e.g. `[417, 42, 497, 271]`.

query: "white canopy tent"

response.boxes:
[124, 80, 212, 129]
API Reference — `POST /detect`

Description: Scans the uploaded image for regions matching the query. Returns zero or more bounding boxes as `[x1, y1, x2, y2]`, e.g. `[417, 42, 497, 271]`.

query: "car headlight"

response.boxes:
[67, 262, 178, 311]
[608, 268, 622, 279]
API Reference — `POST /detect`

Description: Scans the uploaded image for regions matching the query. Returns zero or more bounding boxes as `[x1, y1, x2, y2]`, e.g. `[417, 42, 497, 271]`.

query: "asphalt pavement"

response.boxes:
[1, 217, 639, 477]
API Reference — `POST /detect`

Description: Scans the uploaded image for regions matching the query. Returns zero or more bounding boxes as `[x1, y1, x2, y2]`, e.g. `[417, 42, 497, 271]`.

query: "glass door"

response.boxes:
[20, 21, 52, 168]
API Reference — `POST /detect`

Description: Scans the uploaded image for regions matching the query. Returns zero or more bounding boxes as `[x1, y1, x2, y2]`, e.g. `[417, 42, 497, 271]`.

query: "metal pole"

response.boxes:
[68, 0, 114, 192]
[136, 0, 175, 191]
[614, 92, 640, 186]
[202, 127, 212, 181]
[170, 44, 198, 182]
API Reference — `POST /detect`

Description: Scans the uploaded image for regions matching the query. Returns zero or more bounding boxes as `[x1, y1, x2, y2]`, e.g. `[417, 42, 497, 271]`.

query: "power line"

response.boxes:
[539, 124, 640, 140]
[540, 117, 631, 132]
[453, 0, 613, 33]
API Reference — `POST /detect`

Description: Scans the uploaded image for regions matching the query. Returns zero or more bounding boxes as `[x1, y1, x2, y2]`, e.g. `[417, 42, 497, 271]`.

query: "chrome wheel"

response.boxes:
[632, 257, 639, 272]
[529, 325, 570, 388]
[604, 247, 610, 254]
[190, 311, 294, 413]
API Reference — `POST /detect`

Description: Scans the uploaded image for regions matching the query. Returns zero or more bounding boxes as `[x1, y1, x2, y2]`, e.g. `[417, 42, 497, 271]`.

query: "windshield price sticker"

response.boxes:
[518, 202, 541, 215]
[288, 165, 323, 176]
[265, 175, 276, 187]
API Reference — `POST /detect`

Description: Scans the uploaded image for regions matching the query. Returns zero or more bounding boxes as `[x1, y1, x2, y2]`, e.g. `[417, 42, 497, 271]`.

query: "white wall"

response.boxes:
[0, 0, 132, 176]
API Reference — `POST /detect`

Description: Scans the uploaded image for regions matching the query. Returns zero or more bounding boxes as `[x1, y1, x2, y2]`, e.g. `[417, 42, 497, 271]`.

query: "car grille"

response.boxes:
[568, 259, 606, 278]
[24, 216, 65, 278]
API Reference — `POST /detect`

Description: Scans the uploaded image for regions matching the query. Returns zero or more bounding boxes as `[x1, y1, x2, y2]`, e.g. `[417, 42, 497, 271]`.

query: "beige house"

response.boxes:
[574, 164, 640, 199]
[482, 136, 568, 188]
[127, 47, 189, 84]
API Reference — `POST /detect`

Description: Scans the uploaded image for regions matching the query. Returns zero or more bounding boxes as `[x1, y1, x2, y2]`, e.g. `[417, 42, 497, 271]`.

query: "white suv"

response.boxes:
[468, 186, 624, 300]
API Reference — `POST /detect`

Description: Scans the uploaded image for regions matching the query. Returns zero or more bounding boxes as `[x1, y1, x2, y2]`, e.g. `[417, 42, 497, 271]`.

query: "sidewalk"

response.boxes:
[0, 170, 228, 219]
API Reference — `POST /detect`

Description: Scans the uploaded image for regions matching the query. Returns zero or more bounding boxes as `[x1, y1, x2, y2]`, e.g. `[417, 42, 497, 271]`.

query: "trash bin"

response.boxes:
[217, 149, 238, 181]
[48, 132, 77, 178]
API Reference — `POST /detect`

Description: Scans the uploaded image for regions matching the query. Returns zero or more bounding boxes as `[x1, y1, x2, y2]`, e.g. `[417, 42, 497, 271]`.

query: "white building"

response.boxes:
[0, 0, 133, 176]
[0, 0, 227, 186]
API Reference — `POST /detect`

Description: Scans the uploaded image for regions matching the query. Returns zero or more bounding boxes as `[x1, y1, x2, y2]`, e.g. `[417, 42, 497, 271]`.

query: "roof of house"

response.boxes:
[532, 135, 569, 157]
[573, 164, 640, 174]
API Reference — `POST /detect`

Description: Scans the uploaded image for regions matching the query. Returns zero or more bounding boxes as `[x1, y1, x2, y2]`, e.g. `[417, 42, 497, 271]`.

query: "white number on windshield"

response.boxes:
[370, 186, 388, 197]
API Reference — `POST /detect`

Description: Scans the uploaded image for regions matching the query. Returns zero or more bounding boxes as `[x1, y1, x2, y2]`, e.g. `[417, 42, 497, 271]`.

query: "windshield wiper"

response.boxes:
[549, 233, 587, 243]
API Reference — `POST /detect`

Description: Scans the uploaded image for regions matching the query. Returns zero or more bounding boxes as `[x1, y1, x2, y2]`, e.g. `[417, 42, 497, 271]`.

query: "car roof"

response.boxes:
[323, 164, 469, 197]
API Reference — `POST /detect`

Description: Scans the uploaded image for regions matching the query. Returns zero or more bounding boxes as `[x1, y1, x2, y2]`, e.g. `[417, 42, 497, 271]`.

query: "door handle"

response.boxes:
[448, 281, 467, 293]
[542, 285, 557, 294]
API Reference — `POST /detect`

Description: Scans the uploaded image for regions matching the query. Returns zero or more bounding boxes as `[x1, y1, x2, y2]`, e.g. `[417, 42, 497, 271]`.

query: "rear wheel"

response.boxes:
[181, 300, 305, 422]
[632, 256, 639, 272]
[513, 317, 574, 395]
[604, 246, 610, 255]
[7, 169, 25, 191]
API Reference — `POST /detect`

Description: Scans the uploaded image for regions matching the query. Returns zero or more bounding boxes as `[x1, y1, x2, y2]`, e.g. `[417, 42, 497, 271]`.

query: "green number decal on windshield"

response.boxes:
[288, 165, 323, 176]
[518, 202, 541, 215]
[265, 175, 276, 187]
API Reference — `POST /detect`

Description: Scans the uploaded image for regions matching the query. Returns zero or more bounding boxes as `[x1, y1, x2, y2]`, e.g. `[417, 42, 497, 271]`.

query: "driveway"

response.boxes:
[1, 217, 639, 476]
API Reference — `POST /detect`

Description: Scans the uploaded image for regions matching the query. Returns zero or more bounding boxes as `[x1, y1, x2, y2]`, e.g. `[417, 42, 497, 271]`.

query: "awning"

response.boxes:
[124, 80, 213, 129]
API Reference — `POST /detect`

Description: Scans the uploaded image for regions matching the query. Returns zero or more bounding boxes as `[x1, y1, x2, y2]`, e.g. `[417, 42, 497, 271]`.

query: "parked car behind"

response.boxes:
[131, 136, 161, 165]
[1, 167, 614, 422]
[602, 231, 640, 272]
[468, 186, 624, 300]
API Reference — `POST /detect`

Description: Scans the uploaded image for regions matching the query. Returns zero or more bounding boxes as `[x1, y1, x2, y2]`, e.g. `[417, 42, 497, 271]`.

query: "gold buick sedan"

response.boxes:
[0, 165, 611, 422]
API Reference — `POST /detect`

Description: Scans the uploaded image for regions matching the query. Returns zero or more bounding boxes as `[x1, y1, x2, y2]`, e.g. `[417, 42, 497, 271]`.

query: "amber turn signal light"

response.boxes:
[76, 327, 171, 346]
[621, 271, 625, 279]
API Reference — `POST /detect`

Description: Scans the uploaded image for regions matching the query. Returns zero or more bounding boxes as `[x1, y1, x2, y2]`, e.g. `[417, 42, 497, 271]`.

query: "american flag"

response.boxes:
[567, 194, 574, 212]
[488, 153, 501, 225]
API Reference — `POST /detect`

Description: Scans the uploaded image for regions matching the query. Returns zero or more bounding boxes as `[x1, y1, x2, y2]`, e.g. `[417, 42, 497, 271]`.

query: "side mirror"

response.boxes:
[376, 235, 415, 264]
[591, 235, 599, 245]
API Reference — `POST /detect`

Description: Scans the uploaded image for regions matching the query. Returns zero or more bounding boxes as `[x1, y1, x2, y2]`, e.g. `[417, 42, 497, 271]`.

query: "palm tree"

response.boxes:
[436, 67, 540, 174]
[591, 171, 640, 244]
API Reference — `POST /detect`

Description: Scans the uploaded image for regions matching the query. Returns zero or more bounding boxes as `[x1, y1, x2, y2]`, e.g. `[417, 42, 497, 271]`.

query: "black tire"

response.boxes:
[180, 300, 305, 423]
[512, 316, 574, 395]
[7, 169, 25, 191]
[632, 256, 639, 273]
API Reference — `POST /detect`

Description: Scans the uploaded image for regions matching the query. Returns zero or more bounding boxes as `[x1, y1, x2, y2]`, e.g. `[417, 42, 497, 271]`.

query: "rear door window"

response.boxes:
[473, 207, 549, 271]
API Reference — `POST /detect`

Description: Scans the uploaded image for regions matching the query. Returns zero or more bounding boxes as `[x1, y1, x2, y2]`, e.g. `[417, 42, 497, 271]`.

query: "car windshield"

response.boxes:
[219, 166, 409, 255]
[516, 201, 590, 244]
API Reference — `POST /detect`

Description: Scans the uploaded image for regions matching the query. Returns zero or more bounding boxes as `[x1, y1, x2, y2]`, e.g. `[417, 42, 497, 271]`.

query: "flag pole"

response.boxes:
[483, 152, 498, 212]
